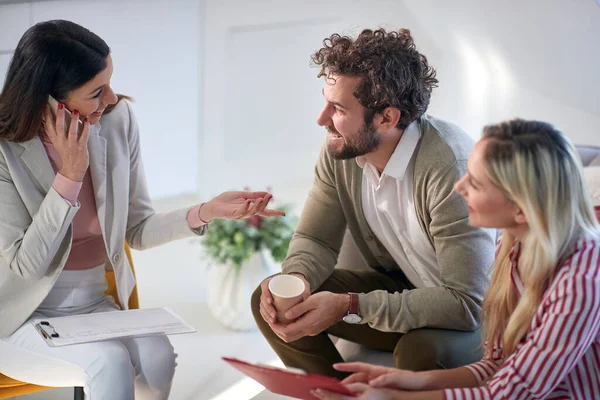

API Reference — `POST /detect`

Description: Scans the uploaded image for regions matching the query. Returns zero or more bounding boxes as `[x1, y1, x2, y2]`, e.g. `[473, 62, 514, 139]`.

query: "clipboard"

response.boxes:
[33, 307, 196, 347]
[222, 357, 356, 399]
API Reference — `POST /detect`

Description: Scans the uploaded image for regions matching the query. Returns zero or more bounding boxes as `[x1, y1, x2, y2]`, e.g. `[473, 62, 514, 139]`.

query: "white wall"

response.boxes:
[0, 0, 204, 306]
[199, 0, 436, 209]
[406, 0, 600, 145]
[199, 0, 600, 210]
[0, 0, 201, 199]
[4, 0, 598, 207]
[2, 0, 600, 306]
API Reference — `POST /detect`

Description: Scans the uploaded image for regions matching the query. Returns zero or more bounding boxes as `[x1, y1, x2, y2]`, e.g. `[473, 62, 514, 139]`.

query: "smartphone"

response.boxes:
[47, 95, 84, 136]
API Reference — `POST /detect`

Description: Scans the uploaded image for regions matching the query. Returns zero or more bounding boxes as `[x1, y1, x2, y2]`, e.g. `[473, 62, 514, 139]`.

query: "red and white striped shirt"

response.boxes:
[445, 237, 600, 400]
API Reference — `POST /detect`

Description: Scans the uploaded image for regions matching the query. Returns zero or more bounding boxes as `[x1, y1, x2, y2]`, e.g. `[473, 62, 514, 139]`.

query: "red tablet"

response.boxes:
[222, 357, 356, 399]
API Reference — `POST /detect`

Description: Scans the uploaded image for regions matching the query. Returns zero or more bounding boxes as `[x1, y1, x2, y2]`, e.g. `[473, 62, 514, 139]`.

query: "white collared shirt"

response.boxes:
[358, 121, 440, 288]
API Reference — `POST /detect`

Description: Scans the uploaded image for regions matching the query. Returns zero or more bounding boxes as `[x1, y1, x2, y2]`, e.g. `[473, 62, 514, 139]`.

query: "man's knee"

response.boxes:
[251, 283, 263, 321]
[393, 328, 482, 371]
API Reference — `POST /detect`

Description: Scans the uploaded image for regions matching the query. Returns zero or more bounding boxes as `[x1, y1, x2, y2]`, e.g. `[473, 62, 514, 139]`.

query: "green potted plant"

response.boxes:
[201, 201, 297, 331]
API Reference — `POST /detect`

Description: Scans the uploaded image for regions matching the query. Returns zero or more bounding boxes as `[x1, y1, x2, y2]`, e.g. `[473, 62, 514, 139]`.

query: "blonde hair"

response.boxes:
[481, 119, 600, 358]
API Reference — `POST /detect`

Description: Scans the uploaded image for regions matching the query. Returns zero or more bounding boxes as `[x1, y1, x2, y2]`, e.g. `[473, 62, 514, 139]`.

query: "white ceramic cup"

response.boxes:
[268, 275, 306, 324]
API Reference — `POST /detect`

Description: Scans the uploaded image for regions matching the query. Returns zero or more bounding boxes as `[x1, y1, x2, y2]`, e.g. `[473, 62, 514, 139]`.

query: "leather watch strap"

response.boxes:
[348, 292, 359, 315]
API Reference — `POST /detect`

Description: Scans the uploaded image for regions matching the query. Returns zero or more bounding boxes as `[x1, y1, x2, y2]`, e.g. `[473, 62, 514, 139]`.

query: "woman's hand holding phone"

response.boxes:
[43, 102, 91, 182]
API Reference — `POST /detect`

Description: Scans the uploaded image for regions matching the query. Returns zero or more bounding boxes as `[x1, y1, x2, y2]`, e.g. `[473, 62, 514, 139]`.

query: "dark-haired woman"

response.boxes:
[0, 20, 283, 399]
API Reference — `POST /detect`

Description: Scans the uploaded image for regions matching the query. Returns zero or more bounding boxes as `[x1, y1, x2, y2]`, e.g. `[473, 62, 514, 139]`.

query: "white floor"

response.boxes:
[4, 194, 301, 400]
[6, 301, 294, 400]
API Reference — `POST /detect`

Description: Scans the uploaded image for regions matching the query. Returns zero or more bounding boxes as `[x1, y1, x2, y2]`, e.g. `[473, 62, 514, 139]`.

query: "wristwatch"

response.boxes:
[342, 293, 361, 324]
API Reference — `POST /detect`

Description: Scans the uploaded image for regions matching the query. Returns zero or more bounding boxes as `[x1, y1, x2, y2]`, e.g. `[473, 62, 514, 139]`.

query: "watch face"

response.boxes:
[343, 314, 361, 324]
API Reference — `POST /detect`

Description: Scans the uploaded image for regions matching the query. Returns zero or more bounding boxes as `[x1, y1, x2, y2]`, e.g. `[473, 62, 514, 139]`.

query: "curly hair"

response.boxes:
[311, 28, 438, 129]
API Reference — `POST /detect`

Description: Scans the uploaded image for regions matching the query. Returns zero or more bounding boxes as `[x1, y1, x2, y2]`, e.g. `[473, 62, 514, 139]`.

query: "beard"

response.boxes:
[326, 121, 381, 160]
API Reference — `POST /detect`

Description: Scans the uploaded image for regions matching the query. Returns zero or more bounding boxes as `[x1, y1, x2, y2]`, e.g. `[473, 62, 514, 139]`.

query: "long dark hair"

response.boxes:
[0, 20, 110, 142]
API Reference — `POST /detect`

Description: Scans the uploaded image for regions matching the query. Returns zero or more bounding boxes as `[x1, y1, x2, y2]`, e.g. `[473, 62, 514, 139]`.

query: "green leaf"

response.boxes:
[198, 204, 297, 269]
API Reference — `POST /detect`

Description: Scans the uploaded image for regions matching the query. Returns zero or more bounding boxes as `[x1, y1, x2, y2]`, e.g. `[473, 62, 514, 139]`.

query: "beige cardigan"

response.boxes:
[0, 101, 205, 337]
[283, 114, 496, 333]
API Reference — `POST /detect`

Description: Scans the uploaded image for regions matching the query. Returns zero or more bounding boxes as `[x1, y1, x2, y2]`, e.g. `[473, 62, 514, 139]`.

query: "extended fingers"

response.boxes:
[240, 191, 270, 199]
[257, 208, 286, 217]
[254, 194, 272, 215]
[311, 389, 352, 400]
[245, 197, 264, 217]
[345, 382, 370, 395]
[368, 372, 405, 389]
[333, 362, 374, 373]
[340, 372, 369, 385]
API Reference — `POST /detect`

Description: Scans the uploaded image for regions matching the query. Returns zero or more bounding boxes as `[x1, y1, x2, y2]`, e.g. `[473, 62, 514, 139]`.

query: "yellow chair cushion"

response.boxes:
[105, 244, 139, 310]
[0, 244, 139, 398]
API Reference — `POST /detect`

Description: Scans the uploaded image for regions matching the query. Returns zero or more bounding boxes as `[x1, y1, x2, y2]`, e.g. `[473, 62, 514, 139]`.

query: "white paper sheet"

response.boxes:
[33, 307, 196, 347]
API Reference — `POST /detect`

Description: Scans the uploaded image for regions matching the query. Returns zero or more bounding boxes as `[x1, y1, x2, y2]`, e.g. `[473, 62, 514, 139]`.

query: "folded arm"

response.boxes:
[0, 153, 79, 279]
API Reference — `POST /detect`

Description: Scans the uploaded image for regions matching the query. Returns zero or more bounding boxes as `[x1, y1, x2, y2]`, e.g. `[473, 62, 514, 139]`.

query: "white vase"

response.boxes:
[207, 250, 280, 331]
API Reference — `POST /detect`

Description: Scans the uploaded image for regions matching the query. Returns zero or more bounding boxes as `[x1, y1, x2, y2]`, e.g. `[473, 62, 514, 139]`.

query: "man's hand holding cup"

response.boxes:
[259, 273, 310, 325]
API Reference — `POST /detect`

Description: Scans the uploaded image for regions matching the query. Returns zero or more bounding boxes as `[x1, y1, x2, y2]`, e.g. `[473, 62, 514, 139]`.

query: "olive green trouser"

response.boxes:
[251, 268, 483, 379]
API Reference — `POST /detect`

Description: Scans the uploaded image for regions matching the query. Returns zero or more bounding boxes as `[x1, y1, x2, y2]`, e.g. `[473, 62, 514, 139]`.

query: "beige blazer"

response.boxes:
[0, 100, 205, 337]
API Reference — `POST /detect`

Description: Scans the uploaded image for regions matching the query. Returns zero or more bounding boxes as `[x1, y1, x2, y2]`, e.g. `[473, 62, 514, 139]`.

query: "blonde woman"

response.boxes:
[313, 119, 600, 400]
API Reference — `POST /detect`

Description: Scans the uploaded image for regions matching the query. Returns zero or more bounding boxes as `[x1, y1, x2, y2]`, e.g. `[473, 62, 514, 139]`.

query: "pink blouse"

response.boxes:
[41, 138, 204, 270]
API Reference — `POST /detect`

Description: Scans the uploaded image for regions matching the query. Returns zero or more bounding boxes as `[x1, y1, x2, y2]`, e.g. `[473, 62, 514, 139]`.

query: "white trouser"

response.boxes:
[0, 265, 177, 400]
